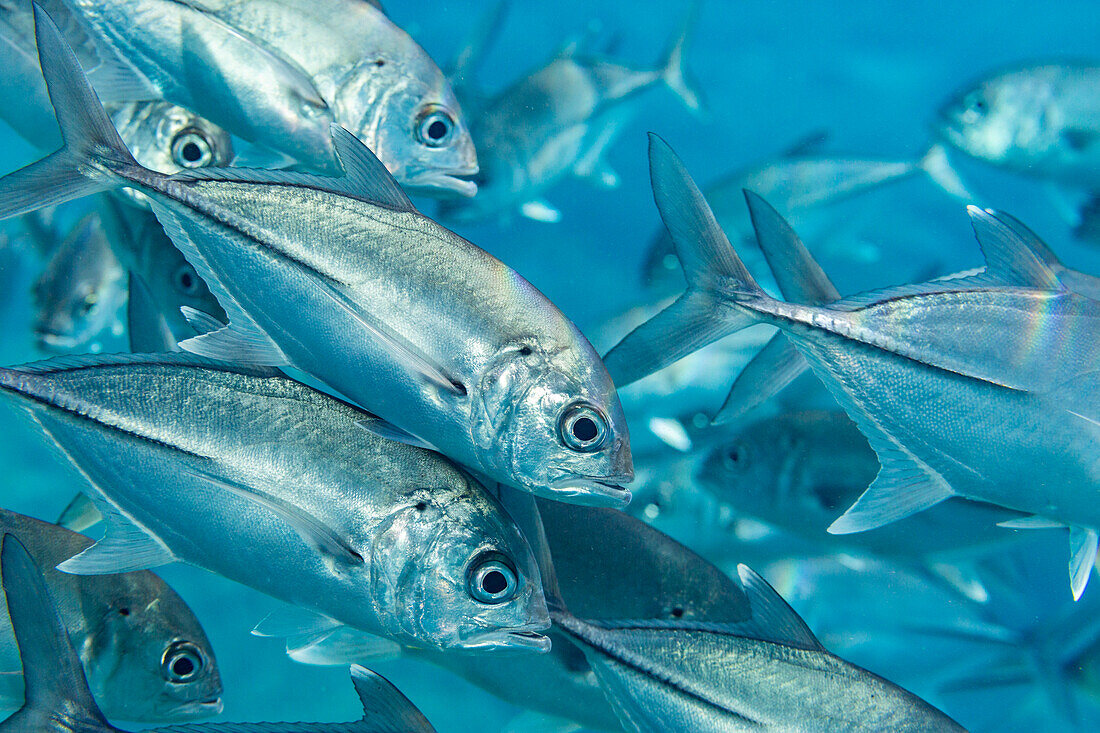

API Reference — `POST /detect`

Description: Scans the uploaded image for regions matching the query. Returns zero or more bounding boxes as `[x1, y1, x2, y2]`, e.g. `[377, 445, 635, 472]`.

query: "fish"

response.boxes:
[697, 410, 1022, 562]
[0, 533, 436, 732]
[0, 352, 551, 654]
[0, 0, 234, 177]
[30, 212, 126, 352]
[268, 492, 753, 733]
[605, 133, 1100, 599]
[0, 509, 221, 722]
[938, 64, 1100, 191]
[438, 9, 701, 224]
[0, 7, 633, 508]
[526, 506, 963, 731]
[92, 194, 226, 352]
[193, 0, 479, 197]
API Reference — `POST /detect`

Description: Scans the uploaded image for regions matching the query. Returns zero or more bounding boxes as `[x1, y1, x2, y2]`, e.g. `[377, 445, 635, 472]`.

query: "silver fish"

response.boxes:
[544, 550, 961, 730]
[697, 410, 1021, 562]
[0, 510, 221, 723]
[439, 11, 701, 223]
[605, 134, 1100, 599]
[30, 212, 126, 352]
[0, 353, 550, 654]
[273, 493, 752, 733]
[0, 9, 632, 507]
[938, 64, 1100, 190]
[195, 0, 478, 196]
[0, 534, 436, 732]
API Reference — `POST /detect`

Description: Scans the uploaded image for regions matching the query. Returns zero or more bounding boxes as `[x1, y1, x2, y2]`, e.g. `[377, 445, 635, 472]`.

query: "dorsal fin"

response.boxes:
[352, 665, 436, 732]
[172, 125, 415, 212]
[735, 564, 825, 651]
[967, 206, 1063, 290]
[743, 189, 841, 305]
[1, 533, 109, 726]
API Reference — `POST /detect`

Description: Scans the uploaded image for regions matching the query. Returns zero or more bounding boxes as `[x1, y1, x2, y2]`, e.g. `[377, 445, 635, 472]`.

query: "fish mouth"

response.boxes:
[458, 628, 552, 654]
[403, 166, 480, 198]
[34, 329, 80, 350]
[546, 475, 632, 508]
[164, 697, 224, 720]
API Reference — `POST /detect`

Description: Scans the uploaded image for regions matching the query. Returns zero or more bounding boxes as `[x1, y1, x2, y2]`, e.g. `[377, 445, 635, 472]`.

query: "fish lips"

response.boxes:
[546, 475, 633, 508]
[457, 626, 553, 654]
[403, 166, 480, 198]
[164, 697, 224, 720]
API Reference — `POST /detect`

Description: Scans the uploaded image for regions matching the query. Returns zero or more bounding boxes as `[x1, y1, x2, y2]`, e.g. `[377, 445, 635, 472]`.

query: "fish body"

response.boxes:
[552, 563, 961, 732]
[0, 510, 221, 723]
[195, 0, 478, 196]
[0, 353, 550, 654]
[605, 134, 1100, 597]
[0, 534, 436, 732]
[440, 18, 700, 223]
[697, 410, 1020, 561]
[0, 10, 632, 506]
[31, 213, 126, 352]
[938, 64, 1100, 189]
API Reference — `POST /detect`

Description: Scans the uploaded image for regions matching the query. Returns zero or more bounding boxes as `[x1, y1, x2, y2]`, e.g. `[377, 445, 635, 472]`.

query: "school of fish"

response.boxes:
[0, 0, 1095, 731]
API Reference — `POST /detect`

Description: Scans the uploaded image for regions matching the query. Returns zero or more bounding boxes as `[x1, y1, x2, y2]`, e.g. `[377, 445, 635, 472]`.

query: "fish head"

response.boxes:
[348, 58, 479, 198]
[109, 102, 233, 177]
[83, 591, 223, 721]
[936, 68, 1060, 167]
[31, 216, 125, 352]
[697, 433, 773, 509]
[369, 477, 550, 654]
[474, 341, 633, 507]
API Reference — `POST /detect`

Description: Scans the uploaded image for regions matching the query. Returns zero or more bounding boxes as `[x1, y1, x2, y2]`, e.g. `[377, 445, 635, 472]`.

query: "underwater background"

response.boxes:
[2, 0, 1100, 730]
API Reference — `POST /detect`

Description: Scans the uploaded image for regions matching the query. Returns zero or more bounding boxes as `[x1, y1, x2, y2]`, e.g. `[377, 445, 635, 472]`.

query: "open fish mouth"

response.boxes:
[547, 476, 632, 508]
[403, 166, 480, 198]
[458, 628, 552, 654]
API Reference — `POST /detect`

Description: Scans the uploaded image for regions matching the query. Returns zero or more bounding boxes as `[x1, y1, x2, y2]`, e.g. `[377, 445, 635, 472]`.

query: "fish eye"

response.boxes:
[724, 444, 745, 467]
[77, 293, 98, 316]
[558, 402, 609, 452]
[162, 641, 204, 683]
[171, 128, 216, 169]
[415, 106, 456, 148]
[961, 92, 989, 123]
[172, 263, 202, 296]
[467, 553, 519, 604]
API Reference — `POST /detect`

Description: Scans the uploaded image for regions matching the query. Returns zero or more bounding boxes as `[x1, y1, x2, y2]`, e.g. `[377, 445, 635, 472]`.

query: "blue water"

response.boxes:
[2, 0, 1100, 731]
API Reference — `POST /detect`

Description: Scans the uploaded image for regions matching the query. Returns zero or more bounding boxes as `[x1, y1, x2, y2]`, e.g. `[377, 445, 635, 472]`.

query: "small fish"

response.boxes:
[196, 0, 479, 196]
[439, 9, 701, 223]
[530, 513, 962, 731]
[697, 410, 1021, 561]
[938, 64, 1100, 190]
[0, 353, 550, 654]
[605, 134, 1100, 599]
[30, 212, 126, 352]
[0, 533, 436, 732]
[0, 9, 632, 507]
[271, 492, 752, 733]
[0, 510, 221, 722]
[93, 194, 226, 352]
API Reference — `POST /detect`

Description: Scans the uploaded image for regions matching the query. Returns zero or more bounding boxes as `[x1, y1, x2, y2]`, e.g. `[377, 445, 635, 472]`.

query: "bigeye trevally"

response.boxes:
[0, 510, 222, 723]
[30, 212, 126, 353]
[262, 493, 752, 733]
[0, 534, 437, 733]
[0, 352, 550, 655]
[193, 0, 478, 197]
[605, 134, 1100, 600]
[439, 6, 702, 224]
[0, 8, 633, 508]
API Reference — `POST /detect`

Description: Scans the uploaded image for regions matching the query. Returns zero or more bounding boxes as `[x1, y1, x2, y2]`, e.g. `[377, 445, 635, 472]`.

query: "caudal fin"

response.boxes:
[0, 4, 134, 221]
[602, 134, 763, 386]
[0, 533, 109, 728]
[659, 6, 704, 114]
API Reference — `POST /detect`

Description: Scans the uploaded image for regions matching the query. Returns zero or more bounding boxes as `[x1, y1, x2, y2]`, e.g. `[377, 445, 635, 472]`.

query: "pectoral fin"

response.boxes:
[1069, 526, 1098, 601]
[56, 495, 175, 574]
[286, 626, 403, 666]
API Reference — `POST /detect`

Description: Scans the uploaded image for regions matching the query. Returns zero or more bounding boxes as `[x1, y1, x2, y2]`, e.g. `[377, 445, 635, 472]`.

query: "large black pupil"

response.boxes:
[172, 656, 195, 677]
[179, 271, 194, 289]
[482, 570, 508, 594]
[427, 119, 448, 140]
[182, 142, 202, 162]
[572, 416, 598, 442]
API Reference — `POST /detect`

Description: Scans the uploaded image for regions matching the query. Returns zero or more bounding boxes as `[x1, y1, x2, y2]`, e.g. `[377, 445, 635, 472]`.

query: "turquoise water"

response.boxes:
[2, 1, 1100, 731]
